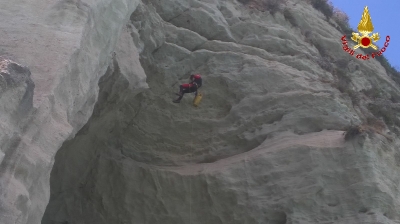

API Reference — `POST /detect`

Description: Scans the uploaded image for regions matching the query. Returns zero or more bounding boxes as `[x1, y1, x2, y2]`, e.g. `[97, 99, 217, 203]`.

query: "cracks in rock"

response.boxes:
[161, 19, 317, 75]
[150, 171, 169, 213]
[0, 133, 22, 186]
[189, 38, 209, 52]
[166, 8, 191, 23]
[161, 10, 256, 51]
[148, 0, 338, 80]
[243, 154, 251, 206]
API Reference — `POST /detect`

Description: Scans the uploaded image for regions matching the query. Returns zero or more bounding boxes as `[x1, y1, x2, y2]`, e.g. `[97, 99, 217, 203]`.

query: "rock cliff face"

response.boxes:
[1, 0, 400, 223]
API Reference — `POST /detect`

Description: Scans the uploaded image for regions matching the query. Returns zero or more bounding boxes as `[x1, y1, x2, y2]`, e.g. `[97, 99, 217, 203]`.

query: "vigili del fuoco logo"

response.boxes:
[341, 6, 390, 60]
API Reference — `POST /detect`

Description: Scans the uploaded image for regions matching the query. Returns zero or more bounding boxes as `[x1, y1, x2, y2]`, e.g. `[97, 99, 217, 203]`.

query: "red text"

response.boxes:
[356, 53, 370, 60]
[341, 35, 355, 56]
[371, 35, 390, 58]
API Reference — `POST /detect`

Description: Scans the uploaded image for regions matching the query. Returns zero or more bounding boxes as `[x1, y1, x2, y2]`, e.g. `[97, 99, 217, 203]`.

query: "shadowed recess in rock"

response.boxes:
[1, 0, 400, 224]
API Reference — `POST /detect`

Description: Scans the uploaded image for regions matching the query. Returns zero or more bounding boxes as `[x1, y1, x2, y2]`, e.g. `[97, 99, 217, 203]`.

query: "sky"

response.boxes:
[330, 0, 399, 69]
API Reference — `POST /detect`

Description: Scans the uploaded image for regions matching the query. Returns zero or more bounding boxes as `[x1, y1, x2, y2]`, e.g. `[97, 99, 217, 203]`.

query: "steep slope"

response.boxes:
[0, 0, 143, 223]
[1, 0, 400, 223]
[41, 0, 400, 223]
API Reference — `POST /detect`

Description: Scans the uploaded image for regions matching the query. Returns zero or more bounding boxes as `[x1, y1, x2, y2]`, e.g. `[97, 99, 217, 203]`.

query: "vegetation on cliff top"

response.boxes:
[239, 0, 400, 140]
[310, 0, 399, 78]
[239, 0, 399, 80]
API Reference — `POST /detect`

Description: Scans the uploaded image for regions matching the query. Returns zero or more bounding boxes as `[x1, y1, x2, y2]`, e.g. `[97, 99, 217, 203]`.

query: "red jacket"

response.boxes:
[181, 83, 193, 88]
[181, 74, 202, 89]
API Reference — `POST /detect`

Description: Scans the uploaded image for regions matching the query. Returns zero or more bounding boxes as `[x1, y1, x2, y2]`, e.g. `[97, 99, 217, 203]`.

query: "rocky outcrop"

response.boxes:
[0, 58, 35, 223]
[1, 0, 400, 223]
[0, 0, 142, 223]
[0, 58, 35, 163]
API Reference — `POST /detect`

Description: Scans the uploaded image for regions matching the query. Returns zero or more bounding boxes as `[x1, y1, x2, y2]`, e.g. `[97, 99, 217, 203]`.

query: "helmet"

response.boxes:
[191, 74, 201, 79]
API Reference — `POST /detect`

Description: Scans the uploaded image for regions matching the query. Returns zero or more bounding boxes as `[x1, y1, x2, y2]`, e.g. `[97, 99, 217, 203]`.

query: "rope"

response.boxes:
[189, 97, 193, 224]
[188, 17, 193, 223]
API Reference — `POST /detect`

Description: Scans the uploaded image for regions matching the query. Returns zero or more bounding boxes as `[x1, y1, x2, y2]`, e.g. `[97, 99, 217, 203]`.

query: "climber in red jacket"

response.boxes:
[173, 74, 202, 103]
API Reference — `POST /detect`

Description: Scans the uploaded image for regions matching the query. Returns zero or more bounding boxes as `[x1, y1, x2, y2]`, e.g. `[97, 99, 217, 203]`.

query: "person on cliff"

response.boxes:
[173, 74, 202, 103]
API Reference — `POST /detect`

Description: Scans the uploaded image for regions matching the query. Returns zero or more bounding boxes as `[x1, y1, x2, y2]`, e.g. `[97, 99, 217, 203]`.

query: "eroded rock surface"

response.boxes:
[0, 0, 142, 223]
[0, 57, 35, 223]
[1, 0, 400, 223]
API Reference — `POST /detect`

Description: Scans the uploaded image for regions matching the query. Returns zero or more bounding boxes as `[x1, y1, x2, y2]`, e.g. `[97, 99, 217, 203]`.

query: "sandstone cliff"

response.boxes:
[1, 0, 400, 223]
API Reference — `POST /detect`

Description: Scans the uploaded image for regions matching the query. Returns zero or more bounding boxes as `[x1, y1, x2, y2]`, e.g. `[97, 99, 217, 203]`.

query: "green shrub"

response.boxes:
[332, 8, 352, 34]
[329, 14, 400, 87]
[304, 0, 400, 134]
[344, 125, 363, 141]
[360, 47, 400, 87]
[262, 0, 283, 15]
[335, 21, 353, 36]
[306, 0, 399, 82]
[309, 0, 334, 20]
[308, 0, 400, 82]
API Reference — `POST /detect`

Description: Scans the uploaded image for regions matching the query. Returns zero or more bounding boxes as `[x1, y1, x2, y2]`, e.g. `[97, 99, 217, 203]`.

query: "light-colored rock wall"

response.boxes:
[41, 0, 400, 223]
[1, 0, 400, 223]
[0, 0, 143, 223]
